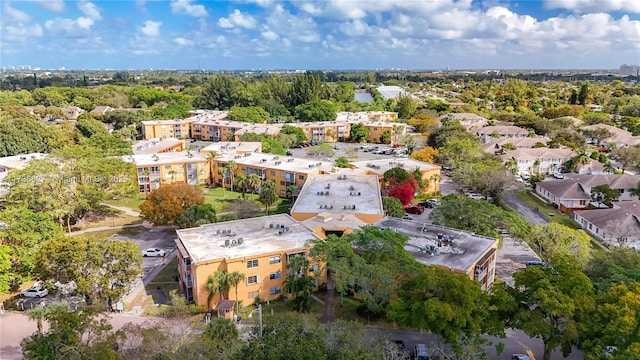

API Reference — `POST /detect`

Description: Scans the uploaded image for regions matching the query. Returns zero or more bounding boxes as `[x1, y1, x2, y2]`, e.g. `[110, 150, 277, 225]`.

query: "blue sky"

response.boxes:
[1, 0, 639, 70]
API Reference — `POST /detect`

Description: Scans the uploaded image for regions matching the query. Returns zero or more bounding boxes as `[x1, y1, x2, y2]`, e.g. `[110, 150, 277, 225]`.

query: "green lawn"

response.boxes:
[104, 195, 146, 212]
[145, 259, 180, 304]
[515, 190, 581, 229]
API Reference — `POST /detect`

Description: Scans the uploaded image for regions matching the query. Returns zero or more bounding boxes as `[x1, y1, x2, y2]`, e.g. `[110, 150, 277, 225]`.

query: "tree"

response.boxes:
[388, 182, 416, 206]
[305, 143, 335, 158]
[334, 156, 349, 168]
[383, 167, 411, 183]
[382, 197, 405, 218]
[284, 255, 315, 312]
[206, 271, 230, 312]
[527, 223, 592, 266]
[193, 74, 240, 110]
[583, 127, 612, 146]
[226, 271, 245, 317]
[217, 164, 228, 197]
[611, 145, 640, 173]
[388, 266, 504, 345]
[395, 94, 417, 119]
[177, 203, 217, 228]
[21, 301, 117, 360]
[280, 125, 307, 144]
[227, 160, 238, 192]
[221, 199, 261, 220]
[590, 184, 621, 208]
[508, 257, 595, 360]
[577, 83, 590, 105]
[36, 236, 142, 305]
[246, 173, 262, 200]
[227, 106, 269, 123]
[75, 117, 108, 138]
[410, 146, 439, 163]
[380, 130, 391, 144]
[206, 151, 217, 186]
[259, 180, 278, 215]
[203, 317, 239, 347]
[350, 123, 369, 143]
[408, 113, 438, 134]
[139, 182, 205, 225]
[294, 100, 336, 122]
[584, 247, 640, 292]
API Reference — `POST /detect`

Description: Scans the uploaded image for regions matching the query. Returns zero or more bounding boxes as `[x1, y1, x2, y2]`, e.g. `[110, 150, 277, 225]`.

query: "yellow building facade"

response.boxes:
[125, 152, 211, 193]
[141, 119, 193, 140]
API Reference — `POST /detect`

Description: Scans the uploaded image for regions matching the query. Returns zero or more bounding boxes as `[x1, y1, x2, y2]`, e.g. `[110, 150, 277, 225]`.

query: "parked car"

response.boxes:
[21, 287, 49, 298]
[332, 144, 340, 150]
[360, 144, 369, 149]
[526, 260, 548, 268]
[467, 193, 484, 200]
[285, 150, 293, 156]
[553, 172, 564, 179]
[406, 205, 424, 214]
[512, 355, 531, 360]
[425, 199, 441, 208]
[143, 248, 166, 257]
[414, 344, 430, 360]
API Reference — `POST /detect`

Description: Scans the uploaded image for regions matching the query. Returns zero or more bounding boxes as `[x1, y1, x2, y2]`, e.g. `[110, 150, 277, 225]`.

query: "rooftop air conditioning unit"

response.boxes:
[269, 223, 274, 229]
[237, 238, 243, 245]
[225, 239, 230, 247]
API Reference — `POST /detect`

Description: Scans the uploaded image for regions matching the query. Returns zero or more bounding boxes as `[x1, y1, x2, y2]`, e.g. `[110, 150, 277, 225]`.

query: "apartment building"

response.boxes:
[213, 152, 334, 196]
[132, 138, 185, 155]
[174, 214, 324, 314]
[350, 159, 442, 194]
[501, 148, 575, 175]
[290, 173, 384, 238]
[124, 151, 210, 193]
[377, 217, 499, 292]
[141, 119, 193, 140]
[474, 125, 530, 144]
[365, 121, 407, 144]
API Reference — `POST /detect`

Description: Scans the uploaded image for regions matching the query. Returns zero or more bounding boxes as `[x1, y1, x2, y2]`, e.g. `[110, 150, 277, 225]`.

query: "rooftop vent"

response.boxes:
[338, 175, 347, 180]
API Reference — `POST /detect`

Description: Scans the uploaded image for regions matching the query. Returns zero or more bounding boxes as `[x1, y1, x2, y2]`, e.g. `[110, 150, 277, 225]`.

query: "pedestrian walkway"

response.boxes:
[102, 203, 141, 217]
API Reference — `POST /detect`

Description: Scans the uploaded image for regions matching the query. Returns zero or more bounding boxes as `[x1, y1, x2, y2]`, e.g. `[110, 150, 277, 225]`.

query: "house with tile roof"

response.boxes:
[582, 124, 640, 148]
[501, 148, 575, 175]
[573, 201, 640, 249]
[481, 137, 549, 153]
[440, 113, 488, 131]
[535, 173, 640, 212]
[474, 125, 530, 144]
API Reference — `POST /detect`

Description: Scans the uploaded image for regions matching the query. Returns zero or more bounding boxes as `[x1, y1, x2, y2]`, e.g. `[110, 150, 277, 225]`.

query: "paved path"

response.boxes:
[502, 192, 549, 225]
[102, 203, 141, 217]
[67, 223, 149, 236]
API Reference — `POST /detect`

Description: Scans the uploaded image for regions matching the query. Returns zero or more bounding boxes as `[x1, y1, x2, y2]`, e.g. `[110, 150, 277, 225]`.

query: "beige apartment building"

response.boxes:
[124, 151, 210, 193]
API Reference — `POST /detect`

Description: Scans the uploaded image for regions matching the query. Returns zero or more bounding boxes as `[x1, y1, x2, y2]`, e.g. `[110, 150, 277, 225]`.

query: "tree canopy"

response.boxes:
[139, 182, 205, 225]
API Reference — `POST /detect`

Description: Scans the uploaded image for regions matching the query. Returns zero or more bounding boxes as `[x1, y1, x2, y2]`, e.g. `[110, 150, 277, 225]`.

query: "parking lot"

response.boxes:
[286, 142, 409, 162]
[109, 226, 177, 279]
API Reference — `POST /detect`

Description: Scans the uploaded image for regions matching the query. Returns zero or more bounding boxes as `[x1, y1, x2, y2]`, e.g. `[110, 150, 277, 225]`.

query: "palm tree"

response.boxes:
[227, 160, 238, 192]
[27, 307, 46, 335]
[205, 271, 230, 312]
[505, 157, 518, 175]
[235, 174, 247, 198]
[429, 173, 442, 193]
[168, 170, 177, 183]
[141, 170, 150, 196]
[226, 271, 245, 317]
[217, 165, 228, 198]
[532, 158, 541, 175]
[284, 255, 315, 312]
[206, 151, 217, 187]
[286, 185, 297, 201]
[604, 161, 616, 174]
[246, 174, 261, 200]
[203, 317, 239, 346]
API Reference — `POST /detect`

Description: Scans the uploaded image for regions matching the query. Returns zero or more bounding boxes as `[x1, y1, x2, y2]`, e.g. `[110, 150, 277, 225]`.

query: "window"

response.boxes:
[178, 164, 184, 169]
[247, 275, 259, 285]
[270, 286, 282, 295]
[270, 271, 281, 280]
[165, 165, 172, 170]
[248, 291, 259, 299]
[247, 259, 258, 268]
[269, 256, 281, 264]
[271, 171, 276, 176]
[299, 175, 304, 180]
[309, 264, 319, 273]
[280, 181, 286, 186]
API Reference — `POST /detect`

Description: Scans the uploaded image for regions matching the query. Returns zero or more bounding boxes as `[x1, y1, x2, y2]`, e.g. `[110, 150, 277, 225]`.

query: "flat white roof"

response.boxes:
[123, 151, 207, 166]
[291, 173, 383, 216]
[350, 158, 440, 174]
[132, 138, 184, 155]
[216, 152, 335, 174]
[176, 214, 320, 263]
[141, 118, 192, 125]
[0, 153, 47, 170]
[200, 142, 263, 155]
[376, 217, 498, 271]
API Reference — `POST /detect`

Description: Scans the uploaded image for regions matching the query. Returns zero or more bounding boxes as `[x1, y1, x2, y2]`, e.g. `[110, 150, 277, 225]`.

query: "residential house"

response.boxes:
[0, 153, 47, 198]
[90, 106, 113, 115]
[501, 148, 575, 175]
[582, 124, 640, 148]
[475, 125, 530, 144]
[440, 113, 489, 131]
[573, 201, 640, 249]
[535, 173, 640, 212]
[481, 137, 549, 153]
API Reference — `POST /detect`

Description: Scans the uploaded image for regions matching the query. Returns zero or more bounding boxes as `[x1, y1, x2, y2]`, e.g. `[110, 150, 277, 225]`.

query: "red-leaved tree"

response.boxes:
[388, 181, 416, 206]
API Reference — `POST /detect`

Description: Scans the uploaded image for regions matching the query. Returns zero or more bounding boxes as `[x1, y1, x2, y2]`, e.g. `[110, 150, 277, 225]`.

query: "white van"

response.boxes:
[519, 171, 531, 180]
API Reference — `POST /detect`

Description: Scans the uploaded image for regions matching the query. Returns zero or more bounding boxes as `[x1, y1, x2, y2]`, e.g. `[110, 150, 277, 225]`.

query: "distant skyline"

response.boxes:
[1, 0, 639, 70]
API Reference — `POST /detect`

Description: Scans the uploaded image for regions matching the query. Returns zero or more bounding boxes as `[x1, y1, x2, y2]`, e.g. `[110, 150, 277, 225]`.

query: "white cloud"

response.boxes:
[171, 0, 208, 18]
[138, 20, 162, 37]
[219, 9, 257, 29]
[261, 27, 278, 40]
[338, 19, 372, 36]
[246, 0, 273, 7]
[78, 1, 102, 21]
[33, 0, 66, 12]
[174, 37, 194, 46]
[3, 3, 31, 22]
[544, 0, 640, 13]
[218, 18, 233, 28]
[3, 24, 43, 41]
[45, 17, 95, 36]
[265, 4, 320, 43]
